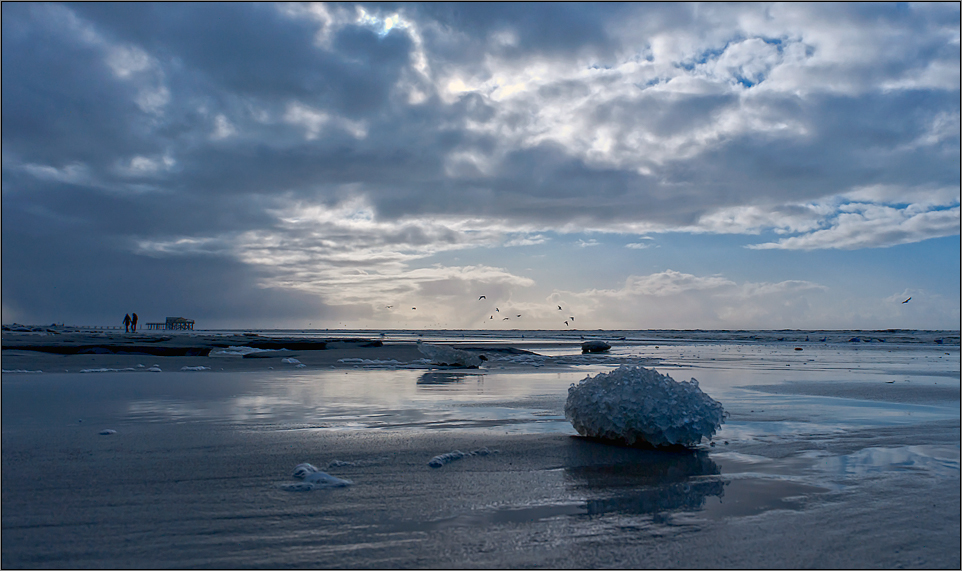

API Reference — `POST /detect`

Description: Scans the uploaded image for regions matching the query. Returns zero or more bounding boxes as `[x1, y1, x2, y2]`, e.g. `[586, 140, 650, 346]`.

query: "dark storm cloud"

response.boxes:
[1, 191, 333, 327]
[69, 2, 413, 116]
[1, 4, 157, 166]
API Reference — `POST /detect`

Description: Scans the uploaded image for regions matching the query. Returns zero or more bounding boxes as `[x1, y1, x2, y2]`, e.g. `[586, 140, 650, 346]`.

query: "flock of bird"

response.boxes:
[382, 294, 914, 329]
[477, 295, 574, 327]
[384, 295, 576, 327]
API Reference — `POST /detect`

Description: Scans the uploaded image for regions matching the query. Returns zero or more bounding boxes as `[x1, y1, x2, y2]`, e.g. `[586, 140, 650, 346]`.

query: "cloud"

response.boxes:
[546, 270, 841, 329]
[1, 3, 958, 327]
[748, 203, 960, 250]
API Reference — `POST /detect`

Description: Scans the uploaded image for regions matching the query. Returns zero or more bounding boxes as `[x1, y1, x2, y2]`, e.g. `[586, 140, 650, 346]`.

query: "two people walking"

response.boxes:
[123, 313, 138, 333]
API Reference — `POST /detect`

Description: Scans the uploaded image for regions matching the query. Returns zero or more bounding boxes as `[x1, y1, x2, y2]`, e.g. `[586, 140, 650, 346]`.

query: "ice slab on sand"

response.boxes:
[565, 365, 725, 448]
[417, 342, 486, 368]
[281, 463, 352, 491]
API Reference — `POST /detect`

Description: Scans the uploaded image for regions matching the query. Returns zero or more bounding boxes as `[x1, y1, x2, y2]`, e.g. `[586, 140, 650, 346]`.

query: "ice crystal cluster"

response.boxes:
[564, 365, 725, 448]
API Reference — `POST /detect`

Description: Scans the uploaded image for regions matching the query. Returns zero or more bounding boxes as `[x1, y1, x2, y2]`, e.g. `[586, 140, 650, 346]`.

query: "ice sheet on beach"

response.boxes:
[565, 365, 726, 448]
[417, 342, 486, 368]
[1, 369, 43, 374]
[210, 346, 289, 356]
[338, 358, 405, 368]
[81, 367, 138, 373]
[180, 366, 211, 371]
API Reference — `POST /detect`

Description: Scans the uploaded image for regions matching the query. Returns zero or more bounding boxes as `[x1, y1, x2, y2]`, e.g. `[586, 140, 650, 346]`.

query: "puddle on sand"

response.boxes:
[697, 478, 827, 519]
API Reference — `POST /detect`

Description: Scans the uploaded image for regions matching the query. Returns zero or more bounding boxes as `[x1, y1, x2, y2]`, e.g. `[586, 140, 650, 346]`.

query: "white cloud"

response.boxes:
[105, 45, 152, 78]
[546, 270, 838, 329]
[22, 162, 90, 184]
[211, 115, 236, 140]
[625, 270, 735, 296]
[283, 102, 367, 140]
[749, 204, 960, 250]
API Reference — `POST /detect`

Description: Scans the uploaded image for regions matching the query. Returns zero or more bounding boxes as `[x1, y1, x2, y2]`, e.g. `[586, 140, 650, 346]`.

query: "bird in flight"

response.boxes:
[558, 305, 562, 310]
[902, 297, 912, 304]
[386, 305, 393, 309]
[569, 316, 575, 321]
[496, 307, 499, 312]
[478, 295, 486, 300]
[516, 314, 521, 318]
[564, 320, 569, 326]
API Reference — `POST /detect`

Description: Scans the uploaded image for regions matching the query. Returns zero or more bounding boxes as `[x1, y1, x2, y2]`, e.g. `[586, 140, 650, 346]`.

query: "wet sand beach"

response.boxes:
[2, 329, 959, 568]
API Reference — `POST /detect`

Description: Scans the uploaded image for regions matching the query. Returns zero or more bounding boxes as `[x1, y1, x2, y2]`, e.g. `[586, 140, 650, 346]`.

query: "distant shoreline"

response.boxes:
[3, 327, 956, 376]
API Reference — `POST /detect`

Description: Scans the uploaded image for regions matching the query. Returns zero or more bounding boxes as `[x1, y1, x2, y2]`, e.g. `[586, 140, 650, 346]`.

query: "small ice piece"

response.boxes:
[147, 365, 162, 372]
[326, 460, 356, 468]
[427, 448, 495, 468]
[292, 462, 319, 479]
[417, 341, 487, 368]
[302, 471, 352, 487]
[428, 450, 465, 467]
[180, 366, 211, 371]
[564, 365, 725, 448]
[99, 429, 117, 435]
[284, 462, 352, 491]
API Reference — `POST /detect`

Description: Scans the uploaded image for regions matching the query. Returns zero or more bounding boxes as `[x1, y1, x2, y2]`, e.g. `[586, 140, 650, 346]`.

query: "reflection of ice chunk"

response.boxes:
[282, 462, 352, 491]
[565, 366, 725, 448]
[417, 341, 487, 368]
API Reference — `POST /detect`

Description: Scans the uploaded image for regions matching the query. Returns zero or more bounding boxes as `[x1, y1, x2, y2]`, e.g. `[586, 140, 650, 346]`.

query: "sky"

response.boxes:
[2, 2, 960, 331]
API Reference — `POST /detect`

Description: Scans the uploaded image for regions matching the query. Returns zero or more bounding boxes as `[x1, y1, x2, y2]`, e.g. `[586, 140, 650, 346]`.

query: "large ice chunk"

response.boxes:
[564, 365, 725, 448]
[417, 341, 487, 368]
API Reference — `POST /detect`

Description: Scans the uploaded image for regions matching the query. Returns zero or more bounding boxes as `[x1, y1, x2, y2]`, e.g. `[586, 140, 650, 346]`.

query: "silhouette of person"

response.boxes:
[123, 313, 131, 333]
[131, 313, 138, 333]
